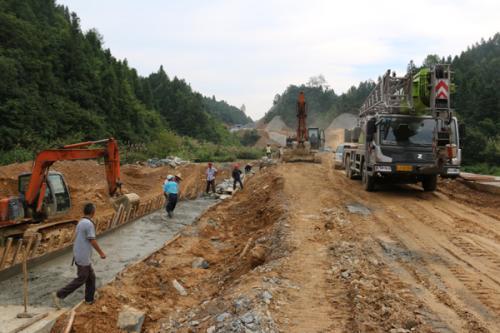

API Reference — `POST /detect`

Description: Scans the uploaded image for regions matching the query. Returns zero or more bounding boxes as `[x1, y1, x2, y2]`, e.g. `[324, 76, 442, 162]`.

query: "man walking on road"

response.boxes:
[266, 144, 272, 158]
[232, 164, 244, 190]
[206, 162, 217, 194]
[52, 203, 105, 308]
[164, 175, 179, 218]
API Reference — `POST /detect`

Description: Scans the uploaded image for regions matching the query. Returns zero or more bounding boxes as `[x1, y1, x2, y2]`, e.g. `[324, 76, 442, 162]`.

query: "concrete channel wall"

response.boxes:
[0, 194, 166, 281]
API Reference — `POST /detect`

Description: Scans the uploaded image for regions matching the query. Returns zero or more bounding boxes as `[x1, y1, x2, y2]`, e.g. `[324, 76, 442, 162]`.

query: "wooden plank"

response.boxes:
[0, 237, 13, 269]
[114, 205, 125, 228]
[11, 238, 23, 265]
[119, 205, 127, 225]
[29, 233, 42, 258]
[8, 312, 48, 333]
[63, 309, 76, 333]
[107, 213, 115, 230]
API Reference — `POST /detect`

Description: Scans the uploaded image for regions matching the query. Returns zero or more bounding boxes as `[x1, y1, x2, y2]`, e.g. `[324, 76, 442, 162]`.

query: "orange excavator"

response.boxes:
[0, 138, 138, 238]
[282, 92, 322, 162]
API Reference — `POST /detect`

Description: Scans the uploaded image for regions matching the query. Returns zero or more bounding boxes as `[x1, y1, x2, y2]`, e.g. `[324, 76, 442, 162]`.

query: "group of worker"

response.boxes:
[162, 162, 249, 218]
[52, 160, 255, 308]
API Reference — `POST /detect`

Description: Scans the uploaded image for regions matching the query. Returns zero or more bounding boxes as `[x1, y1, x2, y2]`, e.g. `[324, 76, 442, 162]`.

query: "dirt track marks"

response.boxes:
[327, 162, 500, 332]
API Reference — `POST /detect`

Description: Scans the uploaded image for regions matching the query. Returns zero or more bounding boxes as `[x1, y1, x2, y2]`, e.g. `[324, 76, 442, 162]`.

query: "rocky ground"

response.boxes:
[48, 155, 500, 332]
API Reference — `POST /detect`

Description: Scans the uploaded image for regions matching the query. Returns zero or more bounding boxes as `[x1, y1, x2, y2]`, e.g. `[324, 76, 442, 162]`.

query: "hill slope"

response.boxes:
[263, 81, 374, 128]
[0, 0, 248, 162]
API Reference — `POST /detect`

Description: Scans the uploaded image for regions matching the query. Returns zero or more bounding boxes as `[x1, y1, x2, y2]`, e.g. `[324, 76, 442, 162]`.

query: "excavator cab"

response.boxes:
[18, 171, 71, 220]
[307, 128, 325, 150]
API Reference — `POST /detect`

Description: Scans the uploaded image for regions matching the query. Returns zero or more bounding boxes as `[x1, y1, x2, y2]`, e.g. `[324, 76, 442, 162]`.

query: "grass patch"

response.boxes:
[462, 163, 500, 176]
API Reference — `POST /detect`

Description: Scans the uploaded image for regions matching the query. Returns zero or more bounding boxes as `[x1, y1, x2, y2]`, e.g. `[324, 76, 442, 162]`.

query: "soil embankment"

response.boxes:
[51, 156, 500, 332]
[55, 166, 287, 332]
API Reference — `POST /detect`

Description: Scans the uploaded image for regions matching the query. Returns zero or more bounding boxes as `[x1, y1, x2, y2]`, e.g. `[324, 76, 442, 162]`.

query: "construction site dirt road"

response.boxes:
[48, 155, 499, 333]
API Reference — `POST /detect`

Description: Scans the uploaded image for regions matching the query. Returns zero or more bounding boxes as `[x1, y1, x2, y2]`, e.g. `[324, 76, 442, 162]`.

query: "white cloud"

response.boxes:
[57, 0, 500, 119]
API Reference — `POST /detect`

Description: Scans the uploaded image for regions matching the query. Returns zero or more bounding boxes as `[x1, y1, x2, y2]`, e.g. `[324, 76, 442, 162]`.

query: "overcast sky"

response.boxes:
[57, 0, 499, 120]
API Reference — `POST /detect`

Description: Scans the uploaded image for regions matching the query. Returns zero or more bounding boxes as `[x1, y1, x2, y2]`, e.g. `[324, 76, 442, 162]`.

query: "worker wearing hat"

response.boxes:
[205, 162, 217, 194]
[164, 175, 179, 218]
[174, 173, 182, 183]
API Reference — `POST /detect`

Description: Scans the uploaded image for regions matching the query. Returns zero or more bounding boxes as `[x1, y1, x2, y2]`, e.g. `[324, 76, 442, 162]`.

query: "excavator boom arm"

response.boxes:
[24, 138, 121, 209]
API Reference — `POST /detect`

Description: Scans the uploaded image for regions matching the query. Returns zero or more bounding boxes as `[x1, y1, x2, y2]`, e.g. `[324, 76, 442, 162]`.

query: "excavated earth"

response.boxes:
[47, 156, 500, 333]
[0, 161, 234, 265]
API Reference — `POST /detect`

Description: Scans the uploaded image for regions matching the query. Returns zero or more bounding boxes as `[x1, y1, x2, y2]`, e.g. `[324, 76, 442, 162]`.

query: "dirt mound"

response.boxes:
[0, 161, 232, 220]
[58, 167, 288, 332]
[438, 178, 500, 219]
[265, 116, 292, 133]
[254, 129, 285, 148]
[327, 113, 357, 130]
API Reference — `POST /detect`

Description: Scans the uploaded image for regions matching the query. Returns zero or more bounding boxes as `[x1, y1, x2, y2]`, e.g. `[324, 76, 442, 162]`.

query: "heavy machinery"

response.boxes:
[344, 64, 464, 191]
[282, 92, 322, 162]
[0, 138, 139, 241]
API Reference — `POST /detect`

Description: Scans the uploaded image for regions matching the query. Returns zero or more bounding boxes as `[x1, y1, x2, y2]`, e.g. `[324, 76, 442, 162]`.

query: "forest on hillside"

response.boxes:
[0, 0, 253, 164]
[263, 77, 374, 128]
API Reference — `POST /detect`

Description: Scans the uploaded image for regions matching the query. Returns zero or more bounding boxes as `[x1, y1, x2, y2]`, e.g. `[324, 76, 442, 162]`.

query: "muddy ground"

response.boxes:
[48, 156, 500, 333]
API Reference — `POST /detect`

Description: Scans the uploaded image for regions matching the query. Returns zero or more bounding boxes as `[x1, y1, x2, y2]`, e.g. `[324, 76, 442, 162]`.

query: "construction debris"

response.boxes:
[117, 305, 145, 333]
[147, 156, 189, 168]
[192, 257, 210, 269]
[172, 279, 188, 296]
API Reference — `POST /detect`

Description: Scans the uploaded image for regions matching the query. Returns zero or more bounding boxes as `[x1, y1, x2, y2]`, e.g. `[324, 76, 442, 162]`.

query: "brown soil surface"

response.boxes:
[0, 161, 230, 220]
[0, 161, 233, 268]
[53, 157, 500, 332]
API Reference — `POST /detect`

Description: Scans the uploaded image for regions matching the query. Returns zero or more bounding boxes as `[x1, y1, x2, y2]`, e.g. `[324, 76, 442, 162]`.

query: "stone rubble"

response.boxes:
[147, 156, 189, 168]
[117, 305, 145, 333]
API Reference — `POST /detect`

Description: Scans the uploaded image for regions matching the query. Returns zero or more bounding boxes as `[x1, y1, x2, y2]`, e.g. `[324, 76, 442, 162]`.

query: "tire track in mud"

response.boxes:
[375, 204, 494, 332]
[327, 166, 499, 332]
[324, 164, 453, 331]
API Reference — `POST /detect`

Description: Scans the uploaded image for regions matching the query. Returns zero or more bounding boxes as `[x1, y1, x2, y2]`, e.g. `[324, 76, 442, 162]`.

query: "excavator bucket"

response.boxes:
[282, 143, 321, 163]
[112, 193, 140, 213]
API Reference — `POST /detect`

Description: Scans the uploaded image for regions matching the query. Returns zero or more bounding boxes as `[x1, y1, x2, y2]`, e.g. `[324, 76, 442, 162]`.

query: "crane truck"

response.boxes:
[0, 138, 139, 242]
[344, 64, 464, 191]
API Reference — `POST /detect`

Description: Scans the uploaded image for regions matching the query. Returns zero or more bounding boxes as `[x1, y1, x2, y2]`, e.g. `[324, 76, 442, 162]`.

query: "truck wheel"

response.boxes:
[345, 158, 354, 179]
[362, 162, 376, 191]
[422, 175, 437, 192]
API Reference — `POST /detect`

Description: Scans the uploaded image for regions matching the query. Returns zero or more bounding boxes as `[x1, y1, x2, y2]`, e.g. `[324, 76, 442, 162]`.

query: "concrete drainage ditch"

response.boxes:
[0, 198, 216, 309]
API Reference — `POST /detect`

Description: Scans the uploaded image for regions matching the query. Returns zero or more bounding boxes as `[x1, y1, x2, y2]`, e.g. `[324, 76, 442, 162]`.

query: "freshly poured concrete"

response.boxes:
[0, 305, 67, 333]
[0, 198, 215, 308]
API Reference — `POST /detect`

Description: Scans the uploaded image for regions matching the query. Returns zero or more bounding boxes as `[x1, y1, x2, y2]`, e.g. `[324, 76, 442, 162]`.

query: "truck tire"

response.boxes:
[422, 175, 437, 192]
[345, 156, 354, 179]
[362, 162, 376, 191]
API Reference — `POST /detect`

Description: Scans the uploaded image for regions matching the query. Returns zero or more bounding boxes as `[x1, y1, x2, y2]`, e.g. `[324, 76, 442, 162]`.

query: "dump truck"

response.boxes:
[0, 138, 139, 242]
[344, 64, 464, 191]
[282, 92, 322, 162]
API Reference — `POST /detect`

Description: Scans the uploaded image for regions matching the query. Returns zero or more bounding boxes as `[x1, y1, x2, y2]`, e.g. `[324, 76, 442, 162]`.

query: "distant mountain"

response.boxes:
[203, 96, 252, 125]
[263, 80, 374, 128]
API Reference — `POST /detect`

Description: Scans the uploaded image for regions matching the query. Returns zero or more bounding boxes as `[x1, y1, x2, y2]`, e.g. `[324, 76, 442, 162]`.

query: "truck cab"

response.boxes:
[345, 114, 461, 191]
